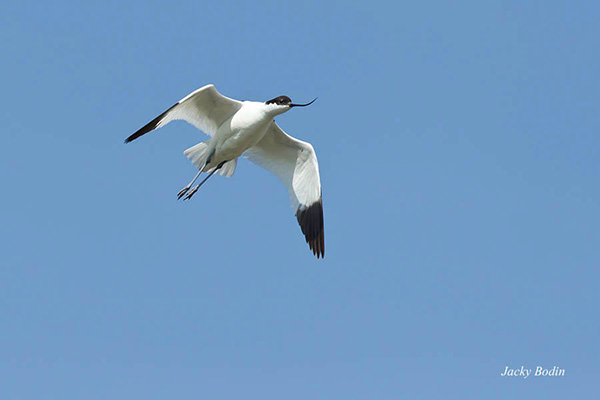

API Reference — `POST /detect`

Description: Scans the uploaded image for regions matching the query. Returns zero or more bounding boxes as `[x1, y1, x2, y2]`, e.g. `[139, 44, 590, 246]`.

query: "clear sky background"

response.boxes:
[1, 1, 599, 398]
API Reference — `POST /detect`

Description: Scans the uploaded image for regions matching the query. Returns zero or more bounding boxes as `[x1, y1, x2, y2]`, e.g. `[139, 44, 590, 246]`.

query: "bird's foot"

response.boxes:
[183, 185, 199, 201]
[177, 185, 191, 200]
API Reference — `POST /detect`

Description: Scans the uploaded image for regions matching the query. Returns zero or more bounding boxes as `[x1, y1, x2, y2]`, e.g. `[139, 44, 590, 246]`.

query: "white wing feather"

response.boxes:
[125, 84, 241, 142]
[244, 122, 325, 257]
[244, 122, 321, 211]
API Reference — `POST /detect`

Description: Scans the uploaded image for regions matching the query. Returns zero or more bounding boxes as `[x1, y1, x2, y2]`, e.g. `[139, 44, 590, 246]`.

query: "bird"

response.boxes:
[125, 84, 324, 258]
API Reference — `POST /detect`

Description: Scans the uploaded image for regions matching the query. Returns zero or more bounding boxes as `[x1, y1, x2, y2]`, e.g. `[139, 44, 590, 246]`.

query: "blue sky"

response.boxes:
[1, 1, 599, 398]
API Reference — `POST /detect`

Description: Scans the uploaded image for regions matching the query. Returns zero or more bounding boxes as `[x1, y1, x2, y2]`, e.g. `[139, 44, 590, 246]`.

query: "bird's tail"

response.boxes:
[215, 158, 237, 177]
[183, 142, 237, 178]
[184, 142, 211, 170]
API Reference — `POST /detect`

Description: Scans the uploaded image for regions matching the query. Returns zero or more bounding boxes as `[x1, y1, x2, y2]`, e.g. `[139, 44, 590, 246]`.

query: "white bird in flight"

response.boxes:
[125, 84, 324, 258]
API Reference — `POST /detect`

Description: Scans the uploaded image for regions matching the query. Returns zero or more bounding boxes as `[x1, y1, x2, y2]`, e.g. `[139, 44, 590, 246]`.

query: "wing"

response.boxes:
[125, 84, 242, 143]
[244, 122, 324, 258]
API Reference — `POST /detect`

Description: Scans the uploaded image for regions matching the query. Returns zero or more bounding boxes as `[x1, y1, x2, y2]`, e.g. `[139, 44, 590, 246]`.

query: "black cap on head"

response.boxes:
[265, 96, 292, 106]
[265, 96, 317, 108]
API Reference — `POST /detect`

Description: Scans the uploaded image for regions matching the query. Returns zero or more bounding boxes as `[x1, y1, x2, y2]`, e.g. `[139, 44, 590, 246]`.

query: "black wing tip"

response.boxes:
[296, 199, 325, 259]
[308, 233, 325, 259]
[124, 102, 178, 144]
[124, 120, 158, 144]
[124, 130, 147, 144]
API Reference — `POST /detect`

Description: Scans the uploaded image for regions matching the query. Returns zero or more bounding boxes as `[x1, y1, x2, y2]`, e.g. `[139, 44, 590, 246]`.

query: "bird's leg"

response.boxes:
[183, 160, 227, 201]
[177, 149, 216, 200]
[177, 169, 203, 199]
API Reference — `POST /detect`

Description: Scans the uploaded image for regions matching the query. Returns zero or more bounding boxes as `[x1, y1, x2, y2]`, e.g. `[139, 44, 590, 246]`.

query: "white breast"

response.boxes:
[214, 102, 272, 160]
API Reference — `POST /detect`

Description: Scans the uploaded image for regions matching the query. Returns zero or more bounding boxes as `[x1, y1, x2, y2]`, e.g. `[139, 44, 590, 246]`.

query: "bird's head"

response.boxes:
[265, 96, 317, 116]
